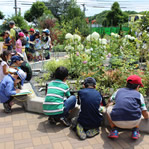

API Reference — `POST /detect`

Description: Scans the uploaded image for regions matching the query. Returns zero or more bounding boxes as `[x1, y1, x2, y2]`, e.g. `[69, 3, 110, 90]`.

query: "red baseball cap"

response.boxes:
[127, 75, 144, 87]
[29, 28, 34, 32]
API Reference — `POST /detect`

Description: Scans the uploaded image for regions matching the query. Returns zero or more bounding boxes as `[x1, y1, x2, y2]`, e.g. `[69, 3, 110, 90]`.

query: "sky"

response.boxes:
[0, 0, 149, 23]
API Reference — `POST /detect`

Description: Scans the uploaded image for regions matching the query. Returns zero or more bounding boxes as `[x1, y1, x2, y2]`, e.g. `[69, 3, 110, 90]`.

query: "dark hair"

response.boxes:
[54, 66, 68, 81]
[0, 51, 11, 62]
[84, 83, 95, 88]
[126, 82, 140, 89]
[0, 32, 5, 37]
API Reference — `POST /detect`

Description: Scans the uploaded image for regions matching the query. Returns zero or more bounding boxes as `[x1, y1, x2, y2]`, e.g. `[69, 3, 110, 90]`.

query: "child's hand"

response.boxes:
[16, 89, 20, 93]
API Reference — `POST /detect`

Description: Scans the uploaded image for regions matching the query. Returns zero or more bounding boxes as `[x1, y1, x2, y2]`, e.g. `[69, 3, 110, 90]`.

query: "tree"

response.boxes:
[0, 11, 4, 19]
[44, 0, 72, 22]
[24, 1, 47, 23]
[60, 0, 89, 36]
[106, 2, 127, 26]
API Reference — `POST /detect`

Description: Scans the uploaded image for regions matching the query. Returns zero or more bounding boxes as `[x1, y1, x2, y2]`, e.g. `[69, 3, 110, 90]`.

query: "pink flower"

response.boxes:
[76, 52, 79, 56]
[83, 61, 87, 64]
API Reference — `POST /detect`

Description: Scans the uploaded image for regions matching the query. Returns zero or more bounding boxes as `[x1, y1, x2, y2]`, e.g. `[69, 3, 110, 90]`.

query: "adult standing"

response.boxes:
[9, 21, 17, 51]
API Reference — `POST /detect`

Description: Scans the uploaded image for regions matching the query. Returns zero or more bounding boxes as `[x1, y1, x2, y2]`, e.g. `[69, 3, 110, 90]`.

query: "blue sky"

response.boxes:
[0, 0, 148, 21]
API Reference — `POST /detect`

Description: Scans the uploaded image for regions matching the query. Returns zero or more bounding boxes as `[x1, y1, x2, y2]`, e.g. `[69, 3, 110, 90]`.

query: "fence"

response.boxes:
[91, 26, 130, 36]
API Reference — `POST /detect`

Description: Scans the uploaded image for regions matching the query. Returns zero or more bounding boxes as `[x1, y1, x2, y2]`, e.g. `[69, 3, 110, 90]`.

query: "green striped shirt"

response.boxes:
[43, 80, 71, 115]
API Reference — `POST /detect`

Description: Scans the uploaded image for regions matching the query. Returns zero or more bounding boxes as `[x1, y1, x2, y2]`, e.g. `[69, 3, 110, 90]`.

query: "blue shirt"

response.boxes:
[5, 37, 12, 51]
[25, 36, 29, 48]
[0, 74, 16, 103]
[78, 88, 103, 129]
[110, 88, 147, 121]
[30, 35, 35, 41]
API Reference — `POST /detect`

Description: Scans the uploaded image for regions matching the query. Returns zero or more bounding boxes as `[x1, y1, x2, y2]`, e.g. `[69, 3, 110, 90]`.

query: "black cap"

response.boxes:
[84, 77, 96, 85]
[9, 20, 15, 25]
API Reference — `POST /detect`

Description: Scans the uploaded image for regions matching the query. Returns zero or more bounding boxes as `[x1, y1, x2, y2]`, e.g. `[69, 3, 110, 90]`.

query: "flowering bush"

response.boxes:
[64, 30, 149, 96]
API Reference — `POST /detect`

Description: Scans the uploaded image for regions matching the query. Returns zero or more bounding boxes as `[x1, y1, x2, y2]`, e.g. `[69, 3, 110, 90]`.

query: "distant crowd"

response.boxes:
[1, 20, 52, 61]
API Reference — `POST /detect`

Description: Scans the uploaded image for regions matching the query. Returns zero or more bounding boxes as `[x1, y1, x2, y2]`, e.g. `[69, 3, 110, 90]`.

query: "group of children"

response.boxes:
[0, 50, 32, 112]
[1, 20, 52, 62]
[43, 66, 149, 140]
[24, 28, 52, 61]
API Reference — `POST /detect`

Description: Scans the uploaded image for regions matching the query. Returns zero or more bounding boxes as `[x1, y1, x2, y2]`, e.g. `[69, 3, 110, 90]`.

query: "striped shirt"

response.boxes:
[43, 80, 71, 115]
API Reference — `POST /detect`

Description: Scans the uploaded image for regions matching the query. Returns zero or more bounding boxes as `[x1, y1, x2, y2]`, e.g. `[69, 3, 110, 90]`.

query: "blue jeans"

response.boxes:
[52, 95, 76, 118]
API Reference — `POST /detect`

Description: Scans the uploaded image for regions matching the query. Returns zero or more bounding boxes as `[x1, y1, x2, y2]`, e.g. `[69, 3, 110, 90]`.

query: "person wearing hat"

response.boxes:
[107, 75, 149, 140]
[10, 55, 32, 82]
[0, 69, 26, 113]
[28, 28, 35, 56]
[3, 31, 12, 51]
[23, 29, 30, 54]
[16, 32, 25, 54]
[75, 77, 103, 140]
[41, 29, 51, 59]
[9, 20, 18, 50]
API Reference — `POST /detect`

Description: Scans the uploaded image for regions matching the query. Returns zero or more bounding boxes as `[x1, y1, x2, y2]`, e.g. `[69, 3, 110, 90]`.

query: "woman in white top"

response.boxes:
[0, 51, 11, 82]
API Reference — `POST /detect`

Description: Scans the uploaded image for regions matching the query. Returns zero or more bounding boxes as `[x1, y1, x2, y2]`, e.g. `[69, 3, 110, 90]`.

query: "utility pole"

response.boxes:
[81, 4, 86, 15]
[14, 0, 17, 16]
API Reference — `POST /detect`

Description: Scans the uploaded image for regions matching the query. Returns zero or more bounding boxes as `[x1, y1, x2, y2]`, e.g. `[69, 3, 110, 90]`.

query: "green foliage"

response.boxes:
[24, 1, 47, 22]
[44, 59, 70, 75]
[35, 73, 51, 86]
[53, 44, 65, 52]
[105, 2, 128, 26]
[0, 11, 4, 19]
[44, 0, 72, 22]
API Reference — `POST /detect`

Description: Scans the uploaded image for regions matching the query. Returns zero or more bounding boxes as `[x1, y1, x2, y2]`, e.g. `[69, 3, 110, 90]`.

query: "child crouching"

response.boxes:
[76, 77, 103, 140]
[43, 66, 76, 126]
[107, 75, 149, 140]
[0, 69, 26, 113]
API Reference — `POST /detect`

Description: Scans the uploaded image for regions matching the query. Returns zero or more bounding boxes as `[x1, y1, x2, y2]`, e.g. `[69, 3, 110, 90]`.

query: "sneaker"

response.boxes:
[86, 128, 99, 138]
[48, 117, 57, 124]
[76, 123, 86, 140]
[60, 117, 70, 127]
[3, 103, 12, 113]
[108, 129, 118, 139]
[131, 130, 140, 140]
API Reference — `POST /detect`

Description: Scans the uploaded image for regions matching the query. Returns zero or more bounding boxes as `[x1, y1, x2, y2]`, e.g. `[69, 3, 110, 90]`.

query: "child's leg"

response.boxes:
[107, 106, 119, 138]
[63, 95, 76, 117]
[3, 97, 13, 113]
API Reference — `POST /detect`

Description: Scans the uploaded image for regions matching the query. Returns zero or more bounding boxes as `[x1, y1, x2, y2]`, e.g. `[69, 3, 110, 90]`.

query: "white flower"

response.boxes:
[125, 35, 135, 40]
[147, 34, 149, 37]
[77, 44, 84, 50]
[125, 35, 131, 39]
[86, 35, 92, 41]
[65, 33, 73, 40]
[85, 48, 93, 54]
[99, 38, 107, 45]
[65, 45, 74, 51]
[129, 36, 136, 41]
[73, 34, 81, 41]
[111, 32, 120, 38]
[101, 39, 107, 45]
[92, 32, 100, 40]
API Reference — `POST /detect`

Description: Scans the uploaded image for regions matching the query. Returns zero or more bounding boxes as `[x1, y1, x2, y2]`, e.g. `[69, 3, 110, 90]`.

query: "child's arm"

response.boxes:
[4, 81, 17, 97]
[140, 94, 149, 119]
[142, 110, 149, 119]
[3, 64, 9, 75]
[107, 90, 118, 107]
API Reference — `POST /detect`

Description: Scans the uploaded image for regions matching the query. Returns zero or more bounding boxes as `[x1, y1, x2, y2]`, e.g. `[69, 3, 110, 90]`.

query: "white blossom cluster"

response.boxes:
[111, 32, 120, 38]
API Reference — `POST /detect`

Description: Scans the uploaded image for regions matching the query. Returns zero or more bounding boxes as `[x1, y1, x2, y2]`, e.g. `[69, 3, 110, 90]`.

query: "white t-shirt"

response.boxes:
[0, 61, 9, 81]
[42, 36, 51, 49]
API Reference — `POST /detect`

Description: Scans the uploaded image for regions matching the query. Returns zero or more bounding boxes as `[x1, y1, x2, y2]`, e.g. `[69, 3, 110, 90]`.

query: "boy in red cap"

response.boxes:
[107, 75, 149, 140]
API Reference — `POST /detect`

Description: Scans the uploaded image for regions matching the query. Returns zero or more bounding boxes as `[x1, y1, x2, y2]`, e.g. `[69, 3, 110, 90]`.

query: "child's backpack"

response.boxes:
[13, 27, 27, 46]
[13, 27, 22, 40]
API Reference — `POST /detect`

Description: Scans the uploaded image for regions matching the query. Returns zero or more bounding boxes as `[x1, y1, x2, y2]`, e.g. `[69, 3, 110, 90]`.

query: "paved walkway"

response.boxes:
[0, 104, 149, 149]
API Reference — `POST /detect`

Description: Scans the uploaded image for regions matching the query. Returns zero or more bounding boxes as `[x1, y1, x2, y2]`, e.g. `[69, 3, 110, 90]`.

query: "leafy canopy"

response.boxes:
[24, 1, 47, 22]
